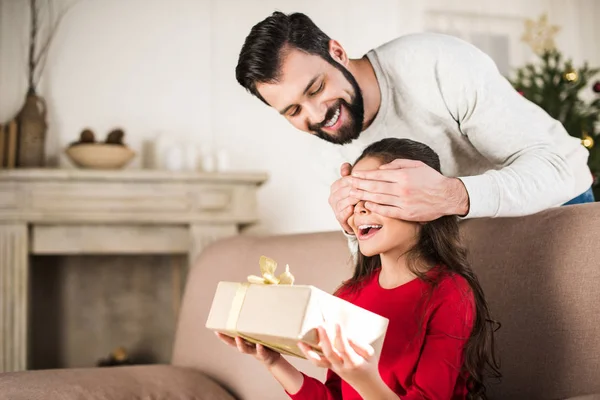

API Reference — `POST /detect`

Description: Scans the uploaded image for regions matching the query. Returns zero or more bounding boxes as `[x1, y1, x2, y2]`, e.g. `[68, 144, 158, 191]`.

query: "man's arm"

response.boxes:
[438, 38, 584, 218]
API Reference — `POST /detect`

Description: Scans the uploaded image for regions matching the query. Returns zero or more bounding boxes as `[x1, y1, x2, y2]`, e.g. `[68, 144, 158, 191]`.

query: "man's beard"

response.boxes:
[309, 63, 364, 145]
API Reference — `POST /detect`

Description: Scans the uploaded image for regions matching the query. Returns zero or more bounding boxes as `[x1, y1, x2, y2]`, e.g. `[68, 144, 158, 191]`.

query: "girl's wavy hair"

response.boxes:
[340, 138, 501, 399]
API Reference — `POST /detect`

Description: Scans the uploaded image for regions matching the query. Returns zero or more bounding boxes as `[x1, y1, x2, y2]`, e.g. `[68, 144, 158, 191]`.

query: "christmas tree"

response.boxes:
[509, 14, 600, 199]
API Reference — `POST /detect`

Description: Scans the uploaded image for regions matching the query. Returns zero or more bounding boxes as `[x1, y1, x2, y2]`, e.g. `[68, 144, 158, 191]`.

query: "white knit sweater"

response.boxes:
[319, 32, 591, 221]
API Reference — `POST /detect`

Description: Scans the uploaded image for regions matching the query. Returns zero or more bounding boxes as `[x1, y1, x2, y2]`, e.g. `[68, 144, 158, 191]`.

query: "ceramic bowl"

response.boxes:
[65, 143, 135, 169]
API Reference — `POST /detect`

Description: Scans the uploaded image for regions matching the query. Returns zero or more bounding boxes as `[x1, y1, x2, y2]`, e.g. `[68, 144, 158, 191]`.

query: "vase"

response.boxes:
[16, 90, 47, 167]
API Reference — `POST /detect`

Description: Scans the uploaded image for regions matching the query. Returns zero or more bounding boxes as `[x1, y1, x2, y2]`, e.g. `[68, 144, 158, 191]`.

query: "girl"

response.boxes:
[217, 138, 500, 399]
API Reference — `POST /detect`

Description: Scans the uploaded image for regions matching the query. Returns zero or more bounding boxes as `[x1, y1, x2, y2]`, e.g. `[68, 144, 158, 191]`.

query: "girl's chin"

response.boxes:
[358, 247, 379, 257]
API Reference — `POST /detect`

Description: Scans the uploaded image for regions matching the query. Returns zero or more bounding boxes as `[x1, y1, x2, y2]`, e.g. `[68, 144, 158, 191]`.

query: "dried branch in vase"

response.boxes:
[16, 0, 78, 168]
[27, 0, 77, 94]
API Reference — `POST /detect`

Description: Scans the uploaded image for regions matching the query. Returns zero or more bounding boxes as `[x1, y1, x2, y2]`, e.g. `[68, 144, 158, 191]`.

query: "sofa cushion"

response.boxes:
[0, 365, 235, 400]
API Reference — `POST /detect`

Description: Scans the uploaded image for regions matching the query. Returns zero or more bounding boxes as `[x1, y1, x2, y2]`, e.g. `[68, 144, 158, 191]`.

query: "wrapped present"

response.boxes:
[206, 256, 389, 359]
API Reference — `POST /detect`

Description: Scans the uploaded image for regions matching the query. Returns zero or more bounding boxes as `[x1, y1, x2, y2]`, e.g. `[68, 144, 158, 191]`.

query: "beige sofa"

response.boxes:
[1, 203, 599, 400]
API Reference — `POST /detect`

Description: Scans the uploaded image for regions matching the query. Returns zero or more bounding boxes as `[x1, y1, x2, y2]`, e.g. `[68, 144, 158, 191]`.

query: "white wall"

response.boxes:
[424, 0, 600, 70]
[1, 0, 598, 235]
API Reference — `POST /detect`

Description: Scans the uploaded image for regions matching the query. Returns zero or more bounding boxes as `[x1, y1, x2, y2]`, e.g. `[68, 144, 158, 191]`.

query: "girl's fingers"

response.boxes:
[256, 343, 274, 361]
[298, 342, 331, 369]
[235, 336, 256, 354]
[348, 338, 375, 360]
[215, 332, 237, 347]
[318, 326, 343, 366]
[256, 343, 277, 357]
[256, 343, 266, 355]
[217, 333, 259, 357]
[334, 324, 359, 366]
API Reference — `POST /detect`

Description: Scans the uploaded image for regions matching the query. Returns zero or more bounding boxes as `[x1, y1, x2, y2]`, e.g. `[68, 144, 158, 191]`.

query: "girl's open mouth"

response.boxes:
[358, 224, 382, 240]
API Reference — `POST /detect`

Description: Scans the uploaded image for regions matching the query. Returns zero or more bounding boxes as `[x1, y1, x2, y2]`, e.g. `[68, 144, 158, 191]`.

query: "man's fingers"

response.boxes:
[351, 168, 397, 181]
[352, 167, 411, 183]
[352, 178, 400, 195]
[349, 189, 399, 207]
[340, 204, 355, 218]
[336, 195, 359, 213]
[331, 175, 354, 192]
[364, 202, 418, 221]
[329, 179, 354, 207]
[379, 159, 423, 170]
[340, 162, 352, 177]
[339, 205, 356, 234]
[331, 185, 352, 205]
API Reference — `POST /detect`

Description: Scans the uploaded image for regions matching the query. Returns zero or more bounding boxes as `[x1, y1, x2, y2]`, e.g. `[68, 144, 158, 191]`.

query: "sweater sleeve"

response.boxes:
[286, 370, 343, 400]
[342, 230, 359, 262]
[401, 278, 474, 400]
[436, 38, 578, 218]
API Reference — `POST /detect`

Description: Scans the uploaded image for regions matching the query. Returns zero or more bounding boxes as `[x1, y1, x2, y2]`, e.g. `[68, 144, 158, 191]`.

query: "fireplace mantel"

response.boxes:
[0, 168, 267, 372]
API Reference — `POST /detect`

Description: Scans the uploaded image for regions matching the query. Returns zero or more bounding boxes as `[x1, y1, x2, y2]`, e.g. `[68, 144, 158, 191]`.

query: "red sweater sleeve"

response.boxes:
[402, 278, 475, 400]
[286, 370, 342, 400]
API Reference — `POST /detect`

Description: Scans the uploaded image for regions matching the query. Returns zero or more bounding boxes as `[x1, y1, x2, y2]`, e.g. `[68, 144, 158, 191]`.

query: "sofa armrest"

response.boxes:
[0, 364, 236, 400]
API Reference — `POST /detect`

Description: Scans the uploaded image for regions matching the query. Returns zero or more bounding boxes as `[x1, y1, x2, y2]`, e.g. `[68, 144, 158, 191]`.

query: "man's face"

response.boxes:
[256, 48, 364, 145]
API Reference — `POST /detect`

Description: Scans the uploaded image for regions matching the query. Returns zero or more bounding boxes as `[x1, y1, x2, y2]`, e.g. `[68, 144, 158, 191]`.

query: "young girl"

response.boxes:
[217, 138, 500, 399]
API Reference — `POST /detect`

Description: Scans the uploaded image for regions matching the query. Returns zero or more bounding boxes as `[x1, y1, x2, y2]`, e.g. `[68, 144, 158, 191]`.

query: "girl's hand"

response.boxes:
[215, 332, 281, 366]
[297, 324, 381, 388]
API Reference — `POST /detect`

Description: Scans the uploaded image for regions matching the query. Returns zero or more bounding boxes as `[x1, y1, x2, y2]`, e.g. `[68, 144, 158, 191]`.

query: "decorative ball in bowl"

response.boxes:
[65, 143, 136, 169]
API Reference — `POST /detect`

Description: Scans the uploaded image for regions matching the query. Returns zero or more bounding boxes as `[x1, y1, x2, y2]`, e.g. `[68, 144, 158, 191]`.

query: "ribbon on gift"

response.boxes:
[247, 255, 295, 285]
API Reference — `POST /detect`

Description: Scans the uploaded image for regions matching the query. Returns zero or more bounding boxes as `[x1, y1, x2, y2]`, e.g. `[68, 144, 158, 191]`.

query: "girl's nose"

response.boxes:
[354, 200, 368, 215]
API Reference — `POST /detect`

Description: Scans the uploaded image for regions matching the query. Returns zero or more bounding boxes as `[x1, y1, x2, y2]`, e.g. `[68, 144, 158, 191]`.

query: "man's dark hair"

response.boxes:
[235, 12, 333, 104]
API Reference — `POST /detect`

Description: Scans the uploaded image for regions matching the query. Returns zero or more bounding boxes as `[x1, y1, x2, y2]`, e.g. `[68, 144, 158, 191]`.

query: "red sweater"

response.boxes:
[287, 268, 475, 400]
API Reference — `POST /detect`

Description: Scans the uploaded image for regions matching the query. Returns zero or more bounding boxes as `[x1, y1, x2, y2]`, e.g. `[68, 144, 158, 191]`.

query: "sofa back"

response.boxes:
[172, 203, 600, 400]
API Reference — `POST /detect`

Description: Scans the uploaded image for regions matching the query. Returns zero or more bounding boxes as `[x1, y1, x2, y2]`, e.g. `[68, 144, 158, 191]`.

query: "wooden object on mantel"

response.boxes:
[0, 168, 268, 373]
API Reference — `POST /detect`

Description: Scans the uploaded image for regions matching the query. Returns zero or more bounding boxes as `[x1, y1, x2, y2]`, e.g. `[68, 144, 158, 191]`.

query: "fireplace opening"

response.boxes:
[29, 254, 185, 369]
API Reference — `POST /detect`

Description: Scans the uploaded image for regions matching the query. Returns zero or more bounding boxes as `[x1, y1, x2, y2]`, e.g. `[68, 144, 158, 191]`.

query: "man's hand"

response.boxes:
[328, 163, 360, 234]
[349, 159, 470, 222]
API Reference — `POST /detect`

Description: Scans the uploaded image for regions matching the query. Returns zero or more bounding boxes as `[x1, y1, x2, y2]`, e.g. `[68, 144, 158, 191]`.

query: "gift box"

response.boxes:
[205, 256, 389, 359]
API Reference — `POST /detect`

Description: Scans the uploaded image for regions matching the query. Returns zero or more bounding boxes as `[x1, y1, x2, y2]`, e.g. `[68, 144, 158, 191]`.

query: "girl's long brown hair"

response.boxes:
[340, 138, 501, 399]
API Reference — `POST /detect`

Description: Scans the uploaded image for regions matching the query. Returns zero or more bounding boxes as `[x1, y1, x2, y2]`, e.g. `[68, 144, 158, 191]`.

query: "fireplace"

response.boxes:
[0, 169, 267, 372]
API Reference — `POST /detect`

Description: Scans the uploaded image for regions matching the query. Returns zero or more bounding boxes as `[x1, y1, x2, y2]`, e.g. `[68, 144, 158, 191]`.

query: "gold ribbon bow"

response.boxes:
[247, 256, 295, 285]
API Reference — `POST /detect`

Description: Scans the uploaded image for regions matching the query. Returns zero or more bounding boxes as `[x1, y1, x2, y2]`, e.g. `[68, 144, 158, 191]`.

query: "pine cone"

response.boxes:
[106, 129, 125, 145]
[69, 128, 96, 147]
[79, 129, 95, 143]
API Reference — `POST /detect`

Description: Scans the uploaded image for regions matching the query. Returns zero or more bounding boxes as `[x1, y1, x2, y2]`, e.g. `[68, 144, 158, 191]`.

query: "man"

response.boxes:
[235, 11, 594, 239]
